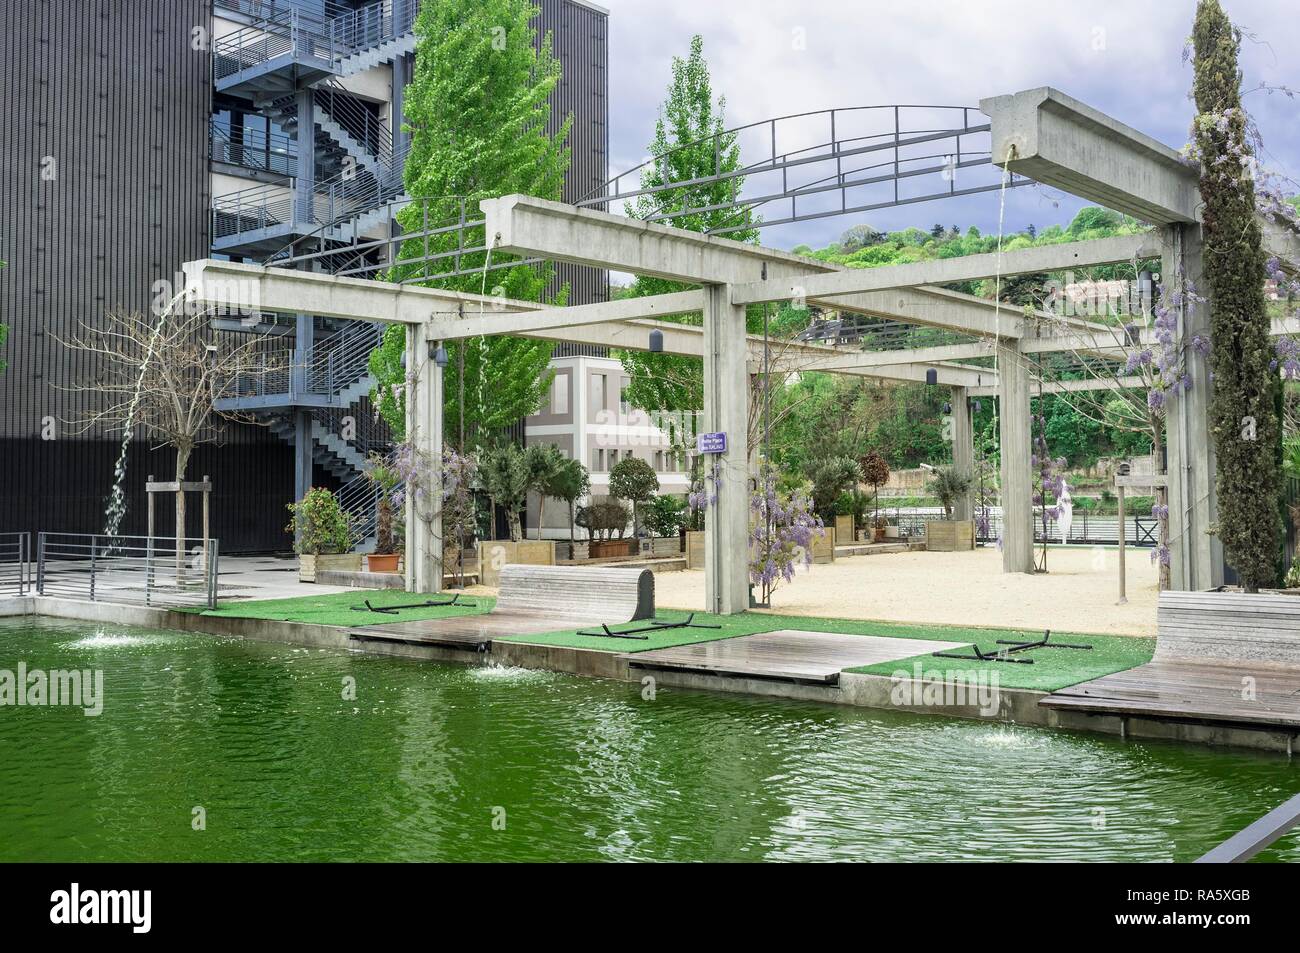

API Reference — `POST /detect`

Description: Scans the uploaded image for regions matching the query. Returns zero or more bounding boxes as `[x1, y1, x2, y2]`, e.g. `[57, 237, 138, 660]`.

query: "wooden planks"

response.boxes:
[623, 630, 967, 685]
[1042, 659, 1300, 728]
[1155, 590, 1300, 666]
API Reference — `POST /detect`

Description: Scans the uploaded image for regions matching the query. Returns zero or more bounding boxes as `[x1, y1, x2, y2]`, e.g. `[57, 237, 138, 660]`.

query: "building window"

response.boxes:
[619, 382, 630, 415]
[654, 451, 664, 471]
[551, 375, 568, 415]
[592, 448, 605, 471]
[609, 449, 619, 468]
[590, 373, 606, 417]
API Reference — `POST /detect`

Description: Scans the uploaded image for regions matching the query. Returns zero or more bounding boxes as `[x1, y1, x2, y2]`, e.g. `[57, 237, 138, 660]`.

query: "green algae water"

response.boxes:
[1, 616, 1298, 862]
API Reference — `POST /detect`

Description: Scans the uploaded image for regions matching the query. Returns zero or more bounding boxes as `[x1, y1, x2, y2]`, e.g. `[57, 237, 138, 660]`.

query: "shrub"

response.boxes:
[645, 494, 688, 537]
[577, 498, 631, 540]
[609, 456, 660, 536]
[926, 467, 973, 519]
[287, 487, 353, 555]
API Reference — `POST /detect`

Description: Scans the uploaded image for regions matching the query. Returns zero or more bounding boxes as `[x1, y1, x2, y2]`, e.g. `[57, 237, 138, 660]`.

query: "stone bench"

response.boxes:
[1155, 590, 1300, 668]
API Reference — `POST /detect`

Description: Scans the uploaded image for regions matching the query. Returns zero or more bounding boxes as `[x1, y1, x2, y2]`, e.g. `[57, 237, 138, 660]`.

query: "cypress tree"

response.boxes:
[1192, 0, 1280, 591]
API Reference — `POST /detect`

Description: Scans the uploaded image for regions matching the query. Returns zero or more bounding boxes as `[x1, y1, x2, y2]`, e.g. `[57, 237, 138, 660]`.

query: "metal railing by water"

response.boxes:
[0, 533, 31, 596]
[36, 533, 220, 610]
[1196, 791, 1300, 863]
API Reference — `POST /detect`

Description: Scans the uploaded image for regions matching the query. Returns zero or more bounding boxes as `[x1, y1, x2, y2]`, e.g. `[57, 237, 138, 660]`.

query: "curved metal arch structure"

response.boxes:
[263, 102, 1032, 280]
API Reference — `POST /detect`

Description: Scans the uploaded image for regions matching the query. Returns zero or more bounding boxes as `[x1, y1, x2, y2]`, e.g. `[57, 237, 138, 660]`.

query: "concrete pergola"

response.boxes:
[186, 86, 1300, 614]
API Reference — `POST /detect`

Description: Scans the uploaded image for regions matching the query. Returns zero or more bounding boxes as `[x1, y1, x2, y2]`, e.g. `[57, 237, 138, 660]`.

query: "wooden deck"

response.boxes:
[1042, 660, 1300, 730]
[622, 629, 966, 684]
[351, 612, 601, 651]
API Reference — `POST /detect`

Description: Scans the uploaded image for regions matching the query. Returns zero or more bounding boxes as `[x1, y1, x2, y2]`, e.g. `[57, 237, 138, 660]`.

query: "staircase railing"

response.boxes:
[211, 118, 297, 177]
[308, 321, 384, 395]
[214, 0, 417, 81]
[314, 80, 394, 167]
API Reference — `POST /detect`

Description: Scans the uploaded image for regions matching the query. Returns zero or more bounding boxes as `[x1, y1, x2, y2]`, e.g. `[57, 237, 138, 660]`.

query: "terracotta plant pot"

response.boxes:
[367, 553, 400, 573]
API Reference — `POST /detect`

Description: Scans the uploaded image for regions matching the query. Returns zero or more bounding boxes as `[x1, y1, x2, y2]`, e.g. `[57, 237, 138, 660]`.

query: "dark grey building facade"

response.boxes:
[1, 0, 610, 552]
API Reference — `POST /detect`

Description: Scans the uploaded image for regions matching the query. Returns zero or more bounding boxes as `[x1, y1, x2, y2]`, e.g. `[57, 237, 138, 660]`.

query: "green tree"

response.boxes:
[549, 457, 590, 544]
[1193, 0, 1280, 590]
[619, 34, 758, 413]
[479, 442, 531, 542]
[370, 0, 571, 445]
[523, 442, 565, 539]
[608, 456, 660, 538]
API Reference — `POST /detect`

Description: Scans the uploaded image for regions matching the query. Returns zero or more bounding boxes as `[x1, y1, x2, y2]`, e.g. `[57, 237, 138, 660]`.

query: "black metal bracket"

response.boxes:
[350, 593, 477, 614]
[931, 643, 1035, 664]
[994, 629, 1093, 653]
[575, 612, 724, 640]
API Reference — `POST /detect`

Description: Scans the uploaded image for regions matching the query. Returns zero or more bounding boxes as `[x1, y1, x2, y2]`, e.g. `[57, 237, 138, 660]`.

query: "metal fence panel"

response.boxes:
[0, 533, 30, 596]
[36, 533, 220, 609]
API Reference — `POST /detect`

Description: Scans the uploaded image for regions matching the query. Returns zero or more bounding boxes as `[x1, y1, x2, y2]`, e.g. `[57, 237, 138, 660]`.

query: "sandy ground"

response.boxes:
[653, 545, 1160, 637]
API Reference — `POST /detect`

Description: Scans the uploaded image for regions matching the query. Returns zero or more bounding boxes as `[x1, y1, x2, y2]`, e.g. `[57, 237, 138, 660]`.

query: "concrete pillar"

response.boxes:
[998, 342, 1034, 573]
[404, 325, 444, 593]
[950, 385, 974, 522]
[295, 87, 315, 223]
[391, 53, 409, 157]
[702, 284, 750, 615]
[1164, 223, 1223, 590]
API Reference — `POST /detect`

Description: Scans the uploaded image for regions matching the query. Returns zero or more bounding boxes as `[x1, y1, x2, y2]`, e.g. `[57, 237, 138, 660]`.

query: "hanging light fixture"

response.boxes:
[973, 399, 982, 414]
[925, 368, 938, 386]
[648, 329, 664, 353]
[942, 401, 952, 415]
[432, 343, 449, 368]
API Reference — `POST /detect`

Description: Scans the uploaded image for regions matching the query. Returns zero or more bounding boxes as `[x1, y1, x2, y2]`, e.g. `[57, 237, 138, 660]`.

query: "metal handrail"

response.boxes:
[0, 532, 30, 596]
[1196, 791, 1300, 863]
[36, 532, 220, 610]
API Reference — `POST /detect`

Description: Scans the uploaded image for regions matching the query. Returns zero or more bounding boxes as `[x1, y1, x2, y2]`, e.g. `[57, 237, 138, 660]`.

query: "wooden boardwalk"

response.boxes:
[1042, 660, 1300, 730]
[622, 629, 966, 684]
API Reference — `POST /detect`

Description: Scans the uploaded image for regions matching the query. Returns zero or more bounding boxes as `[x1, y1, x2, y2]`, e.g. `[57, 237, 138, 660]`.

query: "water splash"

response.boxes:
[475, 230, 496, 449]
[467, 662, 553, 684]
[103, 287, 190, 539]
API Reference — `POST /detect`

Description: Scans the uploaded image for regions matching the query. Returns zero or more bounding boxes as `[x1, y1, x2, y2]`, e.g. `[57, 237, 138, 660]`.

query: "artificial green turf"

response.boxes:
[194, 590, 494, 627]
[498, 609, 1154, 691]
[185, 591, 1153, 691]
[846, 631, 1155, 692]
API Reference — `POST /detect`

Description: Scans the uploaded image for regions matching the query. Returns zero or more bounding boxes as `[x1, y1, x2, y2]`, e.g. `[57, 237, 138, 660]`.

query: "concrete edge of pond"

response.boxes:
[4, 595, 1295, 756]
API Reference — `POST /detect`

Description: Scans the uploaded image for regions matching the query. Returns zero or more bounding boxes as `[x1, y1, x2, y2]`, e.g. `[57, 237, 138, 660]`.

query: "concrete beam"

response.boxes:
[812, 342, 992, 370]
[427, 290, 705, 340]
[1261, 215, 1300, 272]
[731, 233, 1160, 306]
[980, 87, 1199, 226]
[182, 258, 534, 325]
[482, 193, 836, 285]
[968, 374, 1146, 397]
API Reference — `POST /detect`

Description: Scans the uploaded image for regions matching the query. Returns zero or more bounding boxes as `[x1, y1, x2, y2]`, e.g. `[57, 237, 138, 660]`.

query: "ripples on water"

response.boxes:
[0, 616, 1297, 862]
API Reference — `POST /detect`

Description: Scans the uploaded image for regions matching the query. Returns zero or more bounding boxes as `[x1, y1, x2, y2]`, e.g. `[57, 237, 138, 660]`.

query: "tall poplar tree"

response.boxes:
[370, 0, 573, 446]
[1192, 0, 1280, 590]
[619, 35, 757, 414]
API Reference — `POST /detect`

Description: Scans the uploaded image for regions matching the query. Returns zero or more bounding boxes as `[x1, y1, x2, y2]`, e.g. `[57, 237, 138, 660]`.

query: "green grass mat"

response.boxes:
[194, 590, 493, 627]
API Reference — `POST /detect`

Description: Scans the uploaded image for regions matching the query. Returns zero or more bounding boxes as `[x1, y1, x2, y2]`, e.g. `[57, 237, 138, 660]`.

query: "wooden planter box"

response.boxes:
[651, 536, 682, 558]
[834, 514, 855, 544]
[685, 530, 705, 569]
[571, 541, 590, 561]
[476, 539, 555, 587]
[925, 520, 975, 552]
[299, 553, 362, 583]
[884, 525, 901, 539]
[589, 538, 636, 559]
[811, 527, 836, 564]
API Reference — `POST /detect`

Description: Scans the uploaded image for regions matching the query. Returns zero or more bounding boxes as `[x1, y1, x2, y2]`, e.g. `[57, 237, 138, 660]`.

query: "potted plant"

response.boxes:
[859, 450, 891, 539]
[552, 457, 591, 560]
[365, 454, 401, 573]
[873, 513, 888, 542]
[286, 487, 357, 581]
[586, 498, 633, 558]
[609, 456, 659, 554]
[924, 467, 975, 552]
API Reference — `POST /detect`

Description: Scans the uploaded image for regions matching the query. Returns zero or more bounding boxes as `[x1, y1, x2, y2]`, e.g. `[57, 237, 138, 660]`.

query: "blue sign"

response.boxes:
[698, 432, 728, 454]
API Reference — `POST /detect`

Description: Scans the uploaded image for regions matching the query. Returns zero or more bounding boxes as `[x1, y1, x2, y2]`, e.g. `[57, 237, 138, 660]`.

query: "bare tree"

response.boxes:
[57, 308, 273, 574]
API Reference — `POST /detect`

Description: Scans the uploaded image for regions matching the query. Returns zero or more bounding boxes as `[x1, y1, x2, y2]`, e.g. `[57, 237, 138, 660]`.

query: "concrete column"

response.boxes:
[950, 385, 974, 522]
[404, 325, 444, 593]
[391, 53, 409, 156]
[998, 342, 1034, 573]
[293, 409, 311, 549]
[1163, 224, 1223, 590]
[702, 284, 750, 615]
[295, 87, 315, 223]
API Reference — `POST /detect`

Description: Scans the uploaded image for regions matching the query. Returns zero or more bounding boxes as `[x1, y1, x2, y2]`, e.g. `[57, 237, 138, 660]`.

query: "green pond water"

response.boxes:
[1, 616, 1298, 862]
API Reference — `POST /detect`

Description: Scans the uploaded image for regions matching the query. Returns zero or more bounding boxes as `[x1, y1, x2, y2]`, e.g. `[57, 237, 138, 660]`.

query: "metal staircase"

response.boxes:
[213, 0, 419, 98]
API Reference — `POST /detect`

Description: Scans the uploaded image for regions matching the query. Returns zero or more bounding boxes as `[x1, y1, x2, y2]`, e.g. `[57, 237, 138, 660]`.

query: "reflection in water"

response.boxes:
[1, 617, 1297, 862]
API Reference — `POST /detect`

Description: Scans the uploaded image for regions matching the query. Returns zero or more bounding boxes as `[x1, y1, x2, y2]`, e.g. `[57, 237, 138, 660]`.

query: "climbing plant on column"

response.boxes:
[1192, 0, 1281, 591]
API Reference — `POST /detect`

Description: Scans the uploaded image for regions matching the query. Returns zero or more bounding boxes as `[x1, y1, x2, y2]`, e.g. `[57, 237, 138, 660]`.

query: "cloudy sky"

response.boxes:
[592, 0, 1299, 251]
